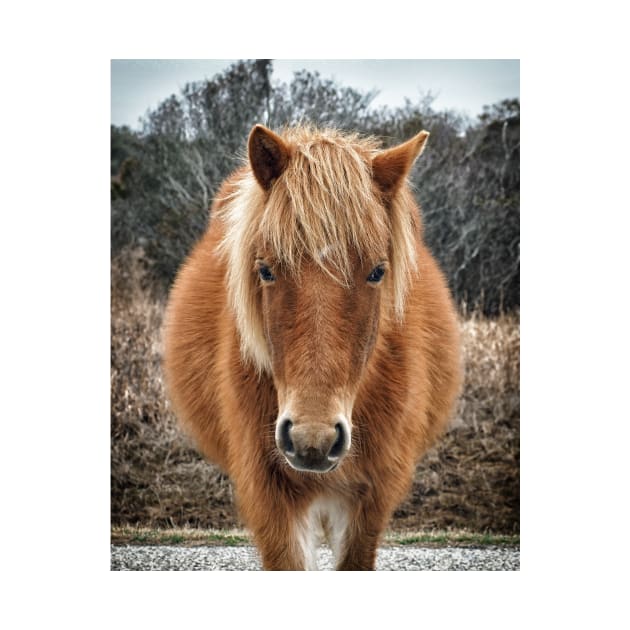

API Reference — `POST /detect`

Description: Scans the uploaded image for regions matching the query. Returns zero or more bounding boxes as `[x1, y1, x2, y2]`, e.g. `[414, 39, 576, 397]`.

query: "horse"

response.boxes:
[163, 124, 462, 570]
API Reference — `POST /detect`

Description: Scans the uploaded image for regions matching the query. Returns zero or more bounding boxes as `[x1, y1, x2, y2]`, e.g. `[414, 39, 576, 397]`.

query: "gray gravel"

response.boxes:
[111, 545, 519, 571]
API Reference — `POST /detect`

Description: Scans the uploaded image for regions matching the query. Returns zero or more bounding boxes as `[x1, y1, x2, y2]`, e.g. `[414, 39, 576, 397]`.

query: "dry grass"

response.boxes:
[111, 253, 519, 533]
[393, 312, 520, 532]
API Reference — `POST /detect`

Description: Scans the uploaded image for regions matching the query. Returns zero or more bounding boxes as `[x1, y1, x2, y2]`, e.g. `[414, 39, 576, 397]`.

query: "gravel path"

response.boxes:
[111, 545, 519, 571]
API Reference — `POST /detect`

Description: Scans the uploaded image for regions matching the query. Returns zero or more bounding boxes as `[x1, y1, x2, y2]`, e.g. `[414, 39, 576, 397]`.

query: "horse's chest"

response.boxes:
[295, 496, 350, 570]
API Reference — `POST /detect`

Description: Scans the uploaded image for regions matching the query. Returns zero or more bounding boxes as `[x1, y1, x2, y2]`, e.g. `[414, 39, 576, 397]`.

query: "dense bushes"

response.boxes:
[111, 60, 519, 314]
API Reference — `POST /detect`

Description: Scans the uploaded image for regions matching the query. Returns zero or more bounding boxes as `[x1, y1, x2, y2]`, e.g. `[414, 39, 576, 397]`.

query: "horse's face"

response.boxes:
[258, 253, 386, 473]
[245, 125, 429, 473]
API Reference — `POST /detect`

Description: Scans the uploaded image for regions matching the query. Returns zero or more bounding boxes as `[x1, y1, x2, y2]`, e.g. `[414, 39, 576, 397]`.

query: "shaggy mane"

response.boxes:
[218, 126, 420, 373]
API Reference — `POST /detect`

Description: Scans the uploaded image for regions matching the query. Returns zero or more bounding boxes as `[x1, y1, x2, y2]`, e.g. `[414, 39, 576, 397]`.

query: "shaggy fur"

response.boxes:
[163, 124, 462, 570]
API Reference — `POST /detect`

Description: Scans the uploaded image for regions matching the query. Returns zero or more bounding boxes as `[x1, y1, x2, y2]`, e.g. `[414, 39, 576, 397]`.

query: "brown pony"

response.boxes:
[163, 125, 462, 570]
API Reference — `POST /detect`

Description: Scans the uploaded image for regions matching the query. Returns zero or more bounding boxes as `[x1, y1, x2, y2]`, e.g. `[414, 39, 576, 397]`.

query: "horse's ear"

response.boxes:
[372, 130, 430, 198]
[248, 124, 291, 191]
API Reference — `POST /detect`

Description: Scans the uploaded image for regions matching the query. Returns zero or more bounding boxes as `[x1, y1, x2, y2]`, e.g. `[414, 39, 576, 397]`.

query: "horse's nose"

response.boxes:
[276, 417, 296, 456]
[275, 417, 349, 473]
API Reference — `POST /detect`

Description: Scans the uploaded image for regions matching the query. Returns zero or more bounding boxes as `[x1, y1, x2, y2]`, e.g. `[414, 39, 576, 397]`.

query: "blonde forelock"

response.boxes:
[218, 126, 419, 373]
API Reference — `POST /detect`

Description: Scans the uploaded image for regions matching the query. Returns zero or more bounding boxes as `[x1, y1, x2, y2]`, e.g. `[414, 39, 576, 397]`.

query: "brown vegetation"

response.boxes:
[111, 253, 519, 533]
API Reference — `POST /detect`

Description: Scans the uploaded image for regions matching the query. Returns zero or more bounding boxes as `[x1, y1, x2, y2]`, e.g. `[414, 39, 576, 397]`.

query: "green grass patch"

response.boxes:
[112, 526, 518, 548]
[385, 531, 519, 547]
[112, 527, 251, 547]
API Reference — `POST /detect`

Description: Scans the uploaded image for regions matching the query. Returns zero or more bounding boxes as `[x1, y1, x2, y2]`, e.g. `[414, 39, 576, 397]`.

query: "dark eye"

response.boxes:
[367, 265, 385, 284]
[258, 264, 276, 282]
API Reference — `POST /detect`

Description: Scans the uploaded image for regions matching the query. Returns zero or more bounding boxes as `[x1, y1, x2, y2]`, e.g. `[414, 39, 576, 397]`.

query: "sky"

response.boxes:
[111, 59, 519, 129]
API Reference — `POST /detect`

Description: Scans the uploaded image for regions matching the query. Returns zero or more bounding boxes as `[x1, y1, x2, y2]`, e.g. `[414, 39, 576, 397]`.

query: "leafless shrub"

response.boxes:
[111, 61, 519, 313]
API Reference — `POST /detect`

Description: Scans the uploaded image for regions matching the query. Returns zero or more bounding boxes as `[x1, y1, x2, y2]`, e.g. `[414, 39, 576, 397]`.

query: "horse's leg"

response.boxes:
[253, 524, 309, 571]
[336, 517, 384, 570]
[236, 481, 314, 570]
[335, 495, 393, 571]
[252, 511, 322, 571]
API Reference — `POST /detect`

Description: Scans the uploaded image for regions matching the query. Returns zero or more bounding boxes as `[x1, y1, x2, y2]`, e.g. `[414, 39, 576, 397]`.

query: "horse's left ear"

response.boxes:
[248, 124, 291, 191]
[372, 130, 430, 198]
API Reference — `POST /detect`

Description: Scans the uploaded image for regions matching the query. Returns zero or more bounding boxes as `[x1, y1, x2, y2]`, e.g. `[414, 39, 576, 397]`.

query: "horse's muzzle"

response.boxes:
[275, 417, 350, 473]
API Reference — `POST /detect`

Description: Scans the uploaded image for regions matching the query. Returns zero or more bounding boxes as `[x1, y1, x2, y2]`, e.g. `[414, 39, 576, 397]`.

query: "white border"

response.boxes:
[4, 0, 629, 627]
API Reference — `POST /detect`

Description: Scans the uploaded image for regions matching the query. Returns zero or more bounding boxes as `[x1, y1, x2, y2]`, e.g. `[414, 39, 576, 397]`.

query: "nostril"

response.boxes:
[278, 418, 295, 456]
[328, 422, 346, 460]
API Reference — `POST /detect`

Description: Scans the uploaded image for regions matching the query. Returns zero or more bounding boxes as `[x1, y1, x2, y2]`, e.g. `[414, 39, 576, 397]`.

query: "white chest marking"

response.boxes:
[295, 496, 350, 570]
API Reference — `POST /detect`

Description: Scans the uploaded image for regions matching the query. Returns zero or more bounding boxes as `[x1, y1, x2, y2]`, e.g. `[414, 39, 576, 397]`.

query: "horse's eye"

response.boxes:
[258, 264, 276, 282]
[367, 265, 385, 284]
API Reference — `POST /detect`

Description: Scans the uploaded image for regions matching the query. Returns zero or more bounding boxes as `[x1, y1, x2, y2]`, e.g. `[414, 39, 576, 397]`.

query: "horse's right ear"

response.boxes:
[248, 125, 291, 191]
